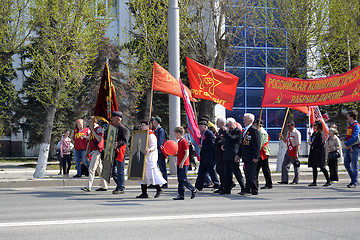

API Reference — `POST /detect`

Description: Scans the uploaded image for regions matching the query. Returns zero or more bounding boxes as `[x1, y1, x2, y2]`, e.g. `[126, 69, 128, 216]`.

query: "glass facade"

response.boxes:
[225, 3, 307, 141]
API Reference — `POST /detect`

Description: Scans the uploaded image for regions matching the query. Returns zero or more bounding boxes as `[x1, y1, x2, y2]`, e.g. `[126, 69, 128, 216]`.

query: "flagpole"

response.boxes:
[258, 107, 263, 129]
[279, 107, 290, 140]
[192, 100, 198, 123]
[149, 89, 154, 121]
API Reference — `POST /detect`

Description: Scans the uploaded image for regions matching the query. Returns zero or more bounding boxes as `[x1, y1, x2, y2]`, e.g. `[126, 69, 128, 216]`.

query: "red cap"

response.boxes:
[322, 114, 330, 120]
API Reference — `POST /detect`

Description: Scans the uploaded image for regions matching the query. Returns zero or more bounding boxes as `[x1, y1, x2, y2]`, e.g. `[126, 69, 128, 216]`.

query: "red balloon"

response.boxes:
[163, 140, 178, 155]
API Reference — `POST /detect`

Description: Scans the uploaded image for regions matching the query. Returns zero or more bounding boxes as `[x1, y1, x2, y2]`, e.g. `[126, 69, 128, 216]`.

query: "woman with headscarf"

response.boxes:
[325, 127, 341, 182]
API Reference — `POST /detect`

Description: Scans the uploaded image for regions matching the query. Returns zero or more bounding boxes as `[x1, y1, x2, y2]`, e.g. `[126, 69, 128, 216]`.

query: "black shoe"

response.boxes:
[278, 181, 288, 184]
[95, 188, 107, 191]
[136, 193, 149, 198]
[219, 190, 231, 195]
[323, 182, 332, 187]
[191, 189, 198, 199]
[308, 183, 317, 187]
[238, 190, 250, 195]
[161, 184, 168, 189]
[347, 183, 356, 188]
[73, 174, 81, 178]
[251, 191, 258, 195]
[113, 189, 124, 194]
[81, 187, 90, 192]
[173, 195, 185, 200]
[260, 186, 273, 189]
[290, 181, 298, 185]
[154, 189, 163, 198]
[214, 189, 222, 193]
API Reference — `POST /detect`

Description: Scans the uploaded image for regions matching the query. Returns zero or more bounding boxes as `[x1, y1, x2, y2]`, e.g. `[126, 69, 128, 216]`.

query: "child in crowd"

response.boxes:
[173, 126, 197, 200]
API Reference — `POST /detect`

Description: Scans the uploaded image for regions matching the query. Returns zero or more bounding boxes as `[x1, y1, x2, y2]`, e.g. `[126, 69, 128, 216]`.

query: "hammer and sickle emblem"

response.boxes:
[274, 92, 283, 104]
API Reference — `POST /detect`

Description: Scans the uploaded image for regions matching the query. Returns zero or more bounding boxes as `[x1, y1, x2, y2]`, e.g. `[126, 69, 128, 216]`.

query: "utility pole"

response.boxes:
[168, 0, 181, 175]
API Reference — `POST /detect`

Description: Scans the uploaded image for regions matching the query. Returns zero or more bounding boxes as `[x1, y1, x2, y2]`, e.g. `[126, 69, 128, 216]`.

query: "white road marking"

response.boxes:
[1, 208, 359, 227]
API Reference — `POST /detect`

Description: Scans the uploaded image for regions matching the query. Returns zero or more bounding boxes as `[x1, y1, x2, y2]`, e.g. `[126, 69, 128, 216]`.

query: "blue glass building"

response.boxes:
[224, 3, 307, 141]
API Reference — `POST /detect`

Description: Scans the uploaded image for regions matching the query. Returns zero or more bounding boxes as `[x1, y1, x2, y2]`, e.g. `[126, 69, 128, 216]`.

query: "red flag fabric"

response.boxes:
[309, 106, 329, 139]
[94, 63, 119, 123]
[290, 106, 309, 115]
[152, 61, 195, 101]
[186, 57, 239, 110]
[179, 78, 201, 160]
[262, 65, 360, 108]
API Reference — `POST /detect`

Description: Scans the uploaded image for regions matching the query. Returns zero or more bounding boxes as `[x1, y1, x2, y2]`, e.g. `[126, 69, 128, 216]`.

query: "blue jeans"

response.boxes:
[344, 145, 360, 185]
[74, 149, 89, 175]
[177, 165, 195, 197]
[112, 159, 125, 190]
[158, 152, 168, 182]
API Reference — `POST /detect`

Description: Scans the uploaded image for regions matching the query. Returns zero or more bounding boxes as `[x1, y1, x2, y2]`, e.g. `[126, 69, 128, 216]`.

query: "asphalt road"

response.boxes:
[1, 182, 360, 240]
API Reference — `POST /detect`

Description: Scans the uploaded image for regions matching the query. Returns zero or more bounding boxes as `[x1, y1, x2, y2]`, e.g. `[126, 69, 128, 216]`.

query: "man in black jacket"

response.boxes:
[220, 118, 246, 195]
[236, 113, 261, 195]
[111, 111, 129, 194]
[195, 121, 220, 190]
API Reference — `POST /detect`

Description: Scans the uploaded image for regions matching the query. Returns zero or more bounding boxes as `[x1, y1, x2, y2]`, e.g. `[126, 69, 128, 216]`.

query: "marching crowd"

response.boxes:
[56, 109, 360, 200]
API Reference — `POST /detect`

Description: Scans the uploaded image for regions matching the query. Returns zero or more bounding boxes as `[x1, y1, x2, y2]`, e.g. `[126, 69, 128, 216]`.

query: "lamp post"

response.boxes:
[168, 0, 181, 175]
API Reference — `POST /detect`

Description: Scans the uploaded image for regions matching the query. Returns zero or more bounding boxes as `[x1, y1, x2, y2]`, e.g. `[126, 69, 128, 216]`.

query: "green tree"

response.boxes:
[257, 0, 328, 78]
[184, 0, 256, 118]
[0, 0, 31, 137]
[18, 0, 109, 178]
[122, 0, 256, 123]
[318, 0, 360, 129]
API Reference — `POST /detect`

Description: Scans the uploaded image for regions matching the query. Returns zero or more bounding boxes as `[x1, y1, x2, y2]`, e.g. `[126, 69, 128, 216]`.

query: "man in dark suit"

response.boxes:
[195, 121, 220, 190]
[236, 113, 261, 195]
[219, 118, 246, 195]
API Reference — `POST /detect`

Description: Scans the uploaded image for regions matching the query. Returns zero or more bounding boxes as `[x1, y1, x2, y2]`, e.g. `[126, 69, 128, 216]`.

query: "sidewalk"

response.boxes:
[0, 157, 350, 188]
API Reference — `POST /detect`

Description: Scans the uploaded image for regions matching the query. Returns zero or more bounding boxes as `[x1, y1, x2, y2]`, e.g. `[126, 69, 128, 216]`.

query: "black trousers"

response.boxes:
[244, 161, 258, 193]
[224, 160, 245, 193]
[312, 167, 330, 183]
[62, 154, 71, 174]
[327, 159, 339, 181]
[195, 162, 220, 190]
[256, 157, 273, 187]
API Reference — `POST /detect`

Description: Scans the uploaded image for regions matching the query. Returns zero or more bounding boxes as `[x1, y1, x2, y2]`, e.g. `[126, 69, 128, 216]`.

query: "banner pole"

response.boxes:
[192, 100, 198, 123]
[258, 107, 263, 129]
[279, 107, 289, 139]
[149, 89, 154, 121]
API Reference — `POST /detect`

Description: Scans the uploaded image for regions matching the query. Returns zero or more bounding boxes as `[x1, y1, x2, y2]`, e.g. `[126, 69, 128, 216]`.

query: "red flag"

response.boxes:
[179, 78, 201, 159]
[290, 106, 309, 115]
[94, 63, 119, 123]
[309, 106, 329, 139]
[186, 57, 239, 110]
[152, 62, 195, 101]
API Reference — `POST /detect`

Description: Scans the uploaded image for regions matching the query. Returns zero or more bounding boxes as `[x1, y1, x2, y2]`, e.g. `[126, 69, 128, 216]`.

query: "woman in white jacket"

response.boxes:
[136, 120, 167, 198]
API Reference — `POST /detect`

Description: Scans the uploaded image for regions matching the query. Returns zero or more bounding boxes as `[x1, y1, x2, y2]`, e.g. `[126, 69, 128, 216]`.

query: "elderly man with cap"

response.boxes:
[152, 116, 168, 188]
[194, 121, 220, 191]
[111, 111, 129, 194]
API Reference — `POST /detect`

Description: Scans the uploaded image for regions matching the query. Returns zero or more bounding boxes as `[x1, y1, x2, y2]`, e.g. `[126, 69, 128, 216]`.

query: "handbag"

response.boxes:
[328, 151, 340, 160]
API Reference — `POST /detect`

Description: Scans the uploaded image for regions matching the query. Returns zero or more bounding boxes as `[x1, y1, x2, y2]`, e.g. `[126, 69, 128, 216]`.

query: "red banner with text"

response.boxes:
[262, 65, 360, 108]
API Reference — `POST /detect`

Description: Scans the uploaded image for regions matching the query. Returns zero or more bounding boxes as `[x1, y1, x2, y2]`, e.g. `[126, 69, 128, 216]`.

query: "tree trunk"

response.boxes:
[33, 105, 57, 178]
[198, 99, 215, 121]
